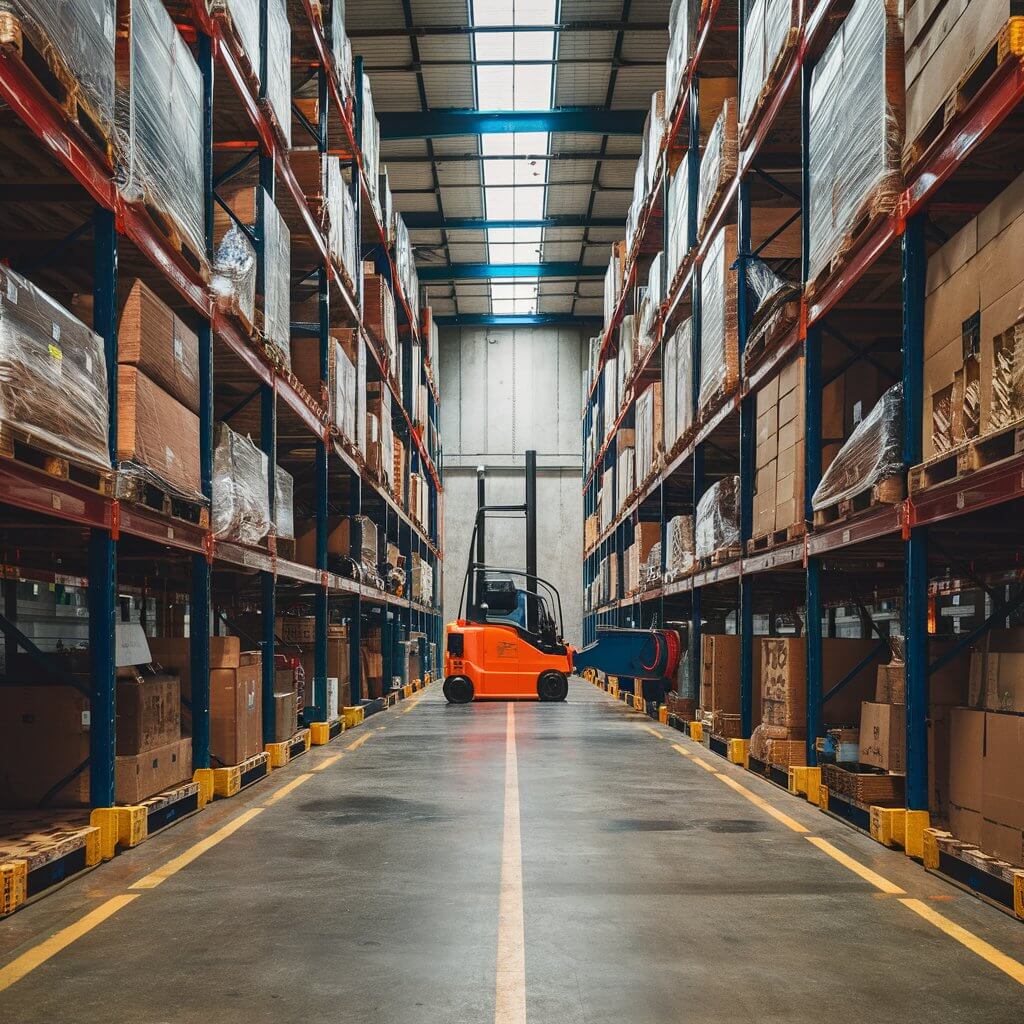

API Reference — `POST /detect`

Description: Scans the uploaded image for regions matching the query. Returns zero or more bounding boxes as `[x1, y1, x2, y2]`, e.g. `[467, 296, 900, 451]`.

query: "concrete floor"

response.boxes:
[1, 681, 1022, 1022]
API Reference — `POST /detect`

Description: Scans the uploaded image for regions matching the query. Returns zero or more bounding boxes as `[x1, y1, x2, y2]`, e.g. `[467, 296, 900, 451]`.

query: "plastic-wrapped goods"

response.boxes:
[212, 422, 270, 544]
[665, 515, 695, 579]
[635, 382, 663, 486]
[603, 242, 626, 330]
[992, 319, 1024, 429]
[0, 265, 110, 471]
[333, 337, 357, 441]
[666, 164, 690, 289]
[363, 268, 398, 369]
[639, 253, 664, 352]
[699, 225, 739, 411]
[394, 215, 419, 326]
[115, 0, 206, 270]
[619, 315, 635, 394]
[807, 0, 904, 288]
[695, 476, 740, 560]
[641, 543, 663, 588]
[739, 0, 799, 139]
[328, 0, 352, 99]
[274, 465, 294, 541]
[264, 0, 291, 147]
[325, 158, 359, 290]
[211, 222, 257, 326]
[211, 0, 259, 82]
[811, 383, 903, 511]
[361, 74, 381, 219]
[262, 194, 291, 371]
[666, 0, 700, 116]
[664, 321, 694, 452]
[645, 91, 666, 195]
[603, 356, 618, 440]
[697, 99, 737, 239]
[4, 1, 116, 134]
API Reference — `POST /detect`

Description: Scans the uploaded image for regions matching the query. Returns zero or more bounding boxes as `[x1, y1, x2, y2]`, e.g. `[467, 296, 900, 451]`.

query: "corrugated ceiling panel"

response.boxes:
[621, 30, 669, 61]
[347, 1, 406, 30]
[604, 135, 643, 155]
[610, 68, 664, 107]
[560, 0, 621, 17]
[583, 244, 611, 266]
[387, 163, 435, 190]
[550, 133, 607, 153]
[436, 160, 481, 188]
[366, 73, 422, 110]
[554, 70, 611, 107]
[600, 161, 637, 188]
[393, 192, 441, 212]
[409, 0, 468, 24]
[547, 160, 597, 185]
[578, 280, 605, 297]
[456, 295, 490, 314]
[538, 294, 574, 314]
[546, 183, 594, 214]
[380, 139, 429, 159]
[575, 297, 603, 315]
[446, 241, 487, 262]
[438, 188, 483, 217]
[445, 228, 487, 245]
[430, 296, 457, 313]
[423, 67, 476, 108]
[355, 37, 414, 65]
[410, 230, 444, 246]
[431, 136, 481, 156]
[541, 241, 583, 261]
[556, 30, 616, 60]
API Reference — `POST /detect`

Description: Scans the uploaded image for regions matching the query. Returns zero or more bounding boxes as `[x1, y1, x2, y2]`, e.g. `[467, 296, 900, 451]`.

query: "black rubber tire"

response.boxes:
[443, 675, 474, 704]
[537, 671, 569, 702]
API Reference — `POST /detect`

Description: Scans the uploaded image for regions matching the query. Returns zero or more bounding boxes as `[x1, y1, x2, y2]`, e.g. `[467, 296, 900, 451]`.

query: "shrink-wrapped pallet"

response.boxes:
[324, 157, 359, 290]
[807, 0, 904, 288]
[699, 225, 739, 411]
[363, 267, 398, 368]
[211, 0, 259, 81]
[262, 194, 291, 370]
[666, 0, 700, 116]
[739, 0, 800, 140]
[695, 476, 740, 560]
[115, 0, 206, 270]
[265, 0, 291, 147]
[811, 383, 903, 511]
[635, 382, 663, 485]
[663, 319, 694, 452]
[212, 422, 271, 545]
[2, 0, 117, 134]
[328, 0, 352, 98]
[665, 515, 694, 579]
[0, 265, 110, 471]
[361, 74, 381, 219]
[666, 164, 690, 290]
[645, 91, 666, 195]
[274, 465, 294, 541]
[697, 98, 738, 238]
[395, 215, 419, 325]
[211, 222, 257, 325]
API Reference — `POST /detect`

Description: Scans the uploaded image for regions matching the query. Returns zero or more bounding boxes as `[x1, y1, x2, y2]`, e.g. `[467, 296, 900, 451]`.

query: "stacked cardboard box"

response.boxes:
[752, 355, 805, 539]
[367, 382, 395, 491]
[923, 168, 1024, 460]
[295, 515, 378, 570]
[299, 625, 352, 708]
[697, 98, 738, 238]
[635, 382, 664, 485]
[392, 435, 406, 506]
[362, 264, 398, 368]
[625, 523, 661, 595]
[663, 320, 694, 453]
[740, 0, 800, 142]
[700, 634, 764, 739]
[616, 439, 635, 511]
[699, 225, 739, 411]
[289, 333, 358, 442]
[603, 242, 629, 330]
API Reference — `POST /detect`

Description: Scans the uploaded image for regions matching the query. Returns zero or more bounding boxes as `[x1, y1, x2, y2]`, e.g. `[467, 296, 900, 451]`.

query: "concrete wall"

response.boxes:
[439, 326, 585, 644]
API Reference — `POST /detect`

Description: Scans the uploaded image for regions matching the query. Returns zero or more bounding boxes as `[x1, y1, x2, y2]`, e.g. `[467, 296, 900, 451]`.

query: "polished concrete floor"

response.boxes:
[1, 680, 1022, 1022]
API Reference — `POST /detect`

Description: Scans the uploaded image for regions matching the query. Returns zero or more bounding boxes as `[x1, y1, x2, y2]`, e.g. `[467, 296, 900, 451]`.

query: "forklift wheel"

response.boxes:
[537, 671, 569, 702]
[443, 675, 474, 704]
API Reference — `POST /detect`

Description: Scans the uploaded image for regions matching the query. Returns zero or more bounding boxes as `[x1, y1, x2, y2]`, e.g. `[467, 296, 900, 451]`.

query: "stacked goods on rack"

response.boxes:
[116, 280, 202, 503]
[903, 0, 1022, 167]
[624, 522, 660, 594]
[114, 0, 207, 271]
[211, 216, 257, 326]
[211, 421, 271, 545]
[598, 468, 614, 531]
[699, 634, 763, 739]
[293, 623, 349, 712]
[362, 630, 384, 700]
[379, 169, 394, 245]
[410, 553, 434, 604]
[263, 0, 291, 147]
[635, 382, 664, 487]
[625, 92, 666, 253]
[210, 0, 260, 81]
[392, 435, 405, 505]
[317, 155, 360, 292]
[274, 466, 294, 546]
[616, 429, 635, 511]
[366, 381, 395, 493]
[916, 169, 1024, 483]
[751, 354, 804, 546]
[665, 0, 700, 116]
[806, 0, 904, 291]
[739, 0, 800, 145]
[394, 214, 420, 325]
[664, 514, 695, 579]
[0, 265, 110, 473]
[699, 225, 739, 411]
[694, 475, 739, 563]
[663, 319, 694, 456]
[295, 514, 379, 580]
[0, 0, 117, 151]
[742, 258, 800, 367]
[697, 97, 737, 239]
[602, 241, 628, 334]
[360, 72, 382, 220]
[617, 316, 635, 401]
[290, 332, 359, 440]
[327, 0, 354, 100]
[602, 355, 619, 442]
[665, 163, 690, 290]
[637, 255, 663, 358]
[409, 470, 429, 528]
[811, 382, 904, 525]
[363, 264, 399, 371]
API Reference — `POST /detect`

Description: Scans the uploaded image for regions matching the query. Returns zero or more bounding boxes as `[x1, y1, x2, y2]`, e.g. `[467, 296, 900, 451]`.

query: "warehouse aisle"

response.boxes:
[1, 681, 1022, 1023]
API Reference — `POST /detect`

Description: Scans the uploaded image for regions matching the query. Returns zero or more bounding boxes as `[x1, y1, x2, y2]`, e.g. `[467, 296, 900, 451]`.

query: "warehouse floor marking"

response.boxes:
[346, 731, 372, 751]
[495, 703, 526, 1024]
[717, 774, 809, 834]
[265, 773, 314, 805]
[312, 753, 342, 771]
[805, 837, 903, 894]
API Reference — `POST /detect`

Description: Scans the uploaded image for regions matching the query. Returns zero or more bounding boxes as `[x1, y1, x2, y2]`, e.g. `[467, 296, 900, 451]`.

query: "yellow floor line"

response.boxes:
[717, 774, 810, 834]
[495, 703, 526, 1024]
[691, 756, 718, 773]
[0, 894, 140, 993]
[347, 732, 371, 751]
[642, 726, 663, 740]
[806, 837, 904, 894]
[671, 743, 694, 759]
[265, 773, 313, 806]
[130, 808, 265, 890]
[311, 753, 342, 772]
[899, 899, 1024, 986]
[402, 698, 422, 713]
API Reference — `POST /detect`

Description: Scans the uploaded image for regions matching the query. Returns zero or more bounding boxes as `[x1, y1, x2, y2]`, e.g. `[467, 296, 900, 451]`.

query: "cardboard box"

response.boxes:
[295, 517, 375, 566]
[116, 672, 181, 755]
[146, 635, 241, 711]
[982, 711, 1024, 834]
[980, 819, 1023, 866]
[278, 616, 316, 645]
[115, 737, 192, 803]
[273, 692, 297, 743]
[984, 652, 1024, 713]
[948, 706, 985, 812]
[858, 701, 905, 772]
[701, 634, 763, 726]
[949, 803, 983, 846]
[875, 661, 905, 703]
[210, 653, 262, 766]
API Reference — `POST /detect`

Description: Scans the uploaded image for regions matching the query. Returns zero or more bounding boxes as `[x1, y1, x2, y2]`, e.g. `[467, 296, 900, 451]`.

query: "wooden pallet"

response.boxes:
[739, 28, 800, 151]
[812, 474, 905, 528]
[820, 762, 904, 806]
[697, 373, 740, 420]
[741, 294, 801, 374]
[0, 424, 113, 496]
[694, 545, 742, 572]
[115, 470, 210, 528]
[925, 829, 1024, 919]
[140, 199, 209, 280]
[903, 17, 1024, 175]
[746, 520, 805, 555]
[908, 419, 1024, 494]
[140, 780, 202, 835]
[0, 9, 115, 166]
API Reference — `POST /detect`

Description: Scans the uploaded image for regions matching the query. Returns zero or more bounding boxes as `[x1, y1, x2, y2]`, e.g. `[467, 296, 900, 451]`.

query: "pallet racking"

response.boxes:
[582, 0, 1024, 917]
[0, 0, 443, 905]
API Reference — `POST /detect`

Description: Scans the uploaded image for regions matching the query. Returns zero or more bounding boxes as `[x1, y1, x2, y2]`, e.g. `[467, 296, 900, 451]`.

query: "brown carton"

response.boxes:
[858, 702, 905, 773]
[115, 737, 192, 803]
[146, 635, 241, 707]
[116, 672, 181, 755]
[982, 711, 1024, 834]
[273, 692, 297, 743]
[948, 707, 985, 812]
[210, 653, 262, 766]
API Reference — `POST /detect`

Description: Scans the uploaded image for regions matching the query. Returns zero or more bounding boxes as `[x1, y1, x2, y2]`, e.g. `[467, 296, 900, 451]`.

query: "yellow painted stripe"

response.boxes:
[347, 732, 371, 751]
[899, 899, 1024, 986]
[265, 773, 313, 805]
[717, 775, 809, 834]
[402, 698, 422, 714]
[642, 726, 663, 740]
[672, 743, 694, 759]
[311, 753, 342, 772]
[691, 756, 718, 773]
[130, 808, 264, 890]
[495, 703, 526, 1024]
[0, 894, 139, 993]
[806, 836, 904, 894]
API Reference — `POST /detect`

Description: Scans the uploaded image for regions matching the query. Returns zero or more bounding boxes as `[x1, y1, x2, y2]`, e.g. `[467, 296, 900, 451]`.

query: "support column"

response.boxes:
[261, 383, 277, 744]
[349, 477, 363, 706]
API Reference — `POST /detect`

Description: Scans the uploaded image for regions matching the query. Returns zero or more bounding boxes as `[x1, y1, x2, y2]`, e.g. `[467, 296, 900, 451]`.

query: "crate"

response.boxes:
[0, 424, 114, 497]
[115, 470, 209, 528]
[909, 418, 1024, 494]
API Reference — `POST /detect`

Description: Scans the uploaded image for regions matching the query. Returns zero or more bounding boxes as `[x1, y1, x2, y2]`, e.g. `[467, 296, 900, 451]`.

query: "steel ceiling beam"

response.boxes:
[350, 21, 667, 38]
[434, 314, 603, 327]
[379, 107, 647, 139]
[402, 214, 622, 230]
[417, 262, 605, 281]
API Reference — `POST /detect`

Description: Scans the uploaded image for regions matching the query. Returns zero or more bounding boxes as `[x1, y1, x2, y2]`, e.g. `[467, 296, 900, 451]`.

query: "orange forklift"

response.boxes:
[443, 452, 682, 703]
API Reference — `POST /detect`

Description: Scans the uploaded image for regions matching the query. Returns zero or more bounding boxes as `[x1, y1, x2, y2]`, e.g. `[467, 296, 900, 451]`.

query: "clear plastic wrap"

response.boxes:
[811, 383, 903, 511]
[695, 476, 740, 559]
[212, 0, 259, 82]
[0, 265, 110, 471]
[740, 0, 799, 134]
[395, 215, 419, 326]
[212, 422, 270, 545]
[665, 515, 695, 579]
[115, 0, 206, 269]
[261, 193, 291, 370]
[603, 356, 618, 440]
[666, 0, 700, 115]
[361, 74, 381, 220]
[645, 91, 666, 195]
[211, 223, 257, 326]
[635, 382, 662, 485]
[641, 542, 663, 588]
[3, 1, 116, 132]
[274, 465, 294, 541]
[328, 0, 352, 99]
[666, 164, 690, 288]
[325, 157, 359, 289]
[332, 337, 357, 441]
[663, 319, 694, 452]
[991, 319, 1024, 429]
[265, 0, 291, 148]
[639, 253, 663, 353]
[807, 0, 903, 286]
[699, 225, 739, 410]
[697, 98, 737, 237]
